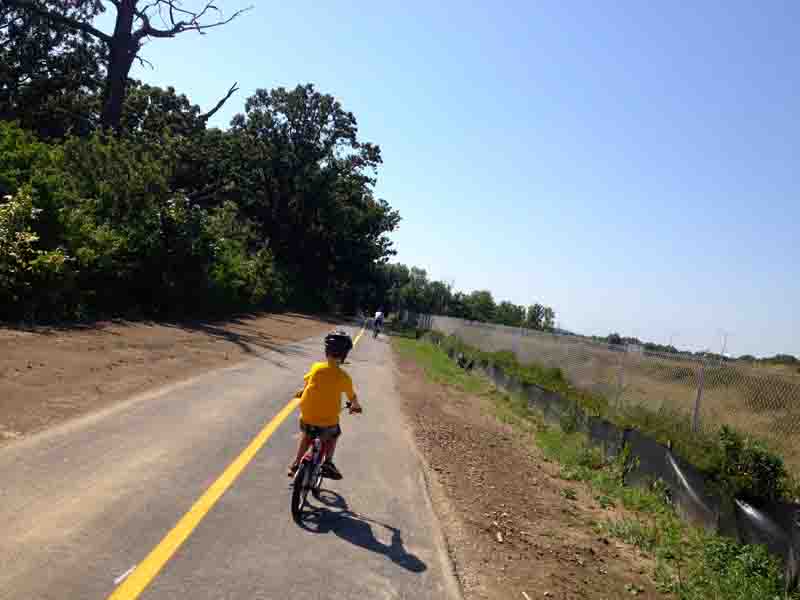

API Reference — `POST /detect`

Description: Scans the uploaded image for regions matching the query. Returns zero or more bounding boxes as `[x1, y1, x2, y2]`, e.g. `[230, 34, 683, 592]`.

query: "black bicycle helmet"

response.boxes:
[324, 329, 353, 359]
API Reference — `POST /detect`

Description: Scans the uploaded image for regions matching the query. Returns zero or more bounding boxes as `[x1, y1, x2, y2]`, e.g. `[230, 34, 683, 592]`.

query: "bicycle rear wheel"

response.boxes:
[291, 462, 312, 522]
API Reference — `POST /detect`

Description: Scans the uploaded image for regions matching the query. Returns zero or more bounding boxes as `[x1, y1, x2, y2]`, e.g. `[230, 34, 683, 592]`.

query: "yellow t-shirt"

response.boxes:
[299, 362, 356, 427]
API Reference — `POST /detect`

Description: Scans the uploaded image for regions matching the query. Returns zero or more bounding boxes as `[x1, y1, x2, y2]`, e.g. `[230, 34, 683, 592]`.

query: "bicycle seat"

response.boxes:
[303, 425, 328, 438]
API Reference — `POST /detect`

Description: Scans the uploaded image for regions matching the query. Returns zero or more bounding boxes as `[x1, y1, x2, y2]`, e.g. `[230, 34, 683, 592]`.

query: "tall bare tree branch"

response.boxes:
[134, 2, 252, 41]
[134, 54, 154, 69]
[200, 82, 239, 123]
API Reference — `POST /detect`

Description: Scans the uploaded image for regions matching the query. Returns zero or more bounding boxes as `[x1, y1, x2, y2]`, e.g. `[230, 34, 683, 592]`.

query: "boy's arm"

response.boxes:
[345, 377, 361, 411]
[295, 369, 313, 398]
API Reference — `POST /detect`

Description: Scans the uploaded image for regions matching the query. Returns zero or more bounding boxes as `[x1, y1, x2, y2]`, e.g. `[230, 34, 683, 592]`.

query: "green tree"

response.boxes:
[428, 280, 452, 315]
[766, 354, 798, 365]
[466, 290, 496, 322]
[447, 291, 471, 319]
[525, 303, 544, 330]
[228, 84, 398, 309]
[0, 0, 105, 138]
[121, 82, 207, 139]
[495, 301, 525, 326]
[542, 306, 555, 330]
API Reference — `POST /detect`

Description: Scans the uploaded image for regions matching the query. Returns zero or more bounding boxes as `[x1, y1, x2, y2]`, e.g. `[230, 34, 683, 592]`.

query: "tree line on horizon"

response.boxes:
[374, 264, 557, 331]
[597, 333, 797, 365]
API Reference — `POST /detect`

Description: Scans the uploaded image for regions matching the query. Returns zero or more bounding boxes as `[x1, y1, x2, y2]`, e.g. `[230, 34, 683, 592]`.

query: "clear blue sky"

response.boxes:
[116, 1, 798, 357]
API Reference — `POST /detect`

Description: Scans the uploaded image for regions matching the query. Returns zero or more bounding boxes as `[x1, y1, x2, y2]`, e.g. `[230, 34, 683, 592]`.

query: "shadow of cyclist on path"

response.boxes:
[298, 490, 427, 574]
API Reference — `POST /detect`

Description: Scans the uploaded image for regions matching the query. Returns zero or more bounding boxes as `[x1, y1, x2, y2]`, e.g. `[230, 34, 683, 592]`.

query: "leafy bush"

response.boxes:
[205, 201, 287, 311]
[0, 121, 60, 197]
[0, 187, 74, 319]
[0, 124, 291, 319]
[0, 189, 42, 300]
[711, 425, 789, 504]
[676, 535, 793, 600]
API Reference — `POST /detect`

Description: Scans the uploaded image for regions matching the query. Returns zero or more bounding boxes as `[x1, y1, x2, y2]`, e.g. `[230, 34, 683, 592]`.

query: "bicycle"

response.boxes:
[291, 401, 362, 523]
[373, 320, 382, 338]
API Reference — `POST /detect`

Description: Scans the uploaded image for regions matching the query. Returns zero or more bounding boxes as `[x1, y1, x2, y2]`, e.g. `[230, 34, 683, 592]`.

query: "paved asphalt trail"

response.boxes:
[1, 328, 458, 600]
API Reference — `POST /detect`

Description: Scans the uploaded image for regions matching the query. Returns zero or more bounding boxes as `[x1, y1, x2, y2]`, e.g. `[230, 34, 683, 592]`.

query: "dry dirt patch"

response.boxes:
[0, 313, 334, 442]
[394, 353, 663, 600]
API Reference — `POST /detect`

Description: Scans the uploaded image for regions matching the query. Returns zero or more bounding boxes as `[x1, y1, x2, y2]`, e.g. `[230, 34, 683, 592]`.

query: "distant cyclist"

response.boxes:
[288, 330, 361, 480]
[373, 309, 384, 333]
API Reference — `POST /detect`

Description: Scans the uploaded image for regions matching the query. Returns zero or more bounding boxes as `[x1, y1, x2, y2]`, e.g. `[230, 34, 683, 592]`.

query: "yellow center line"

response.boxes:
[108, 325, 366, 600]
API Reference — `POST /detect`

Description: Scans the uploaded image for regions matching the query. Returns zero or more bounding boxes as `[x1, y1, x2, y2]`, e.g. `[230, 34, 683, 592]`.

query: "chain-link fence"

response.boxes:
[404, 312, 800, 473]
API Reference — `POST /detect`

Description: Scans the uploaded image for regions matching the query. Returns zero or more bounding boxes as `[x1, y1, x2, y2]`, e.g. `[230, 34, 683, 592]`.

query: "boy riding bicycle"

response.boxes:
[288, 330, 362, 480]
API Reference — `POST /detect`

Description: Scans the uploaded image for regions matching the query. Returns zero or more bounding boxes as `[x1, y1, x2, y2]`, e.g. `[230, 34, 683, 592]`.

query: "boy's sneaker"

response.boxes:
[321, 461, 343, 480]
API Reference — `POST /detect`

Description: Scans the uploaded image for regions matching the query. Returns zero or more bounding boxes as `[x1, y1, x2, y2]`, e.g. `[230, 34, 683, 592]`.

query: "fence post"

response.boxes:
[693, 363, 706, 432]
[512, 325, 522, 357]
[616, 350, 625, 410]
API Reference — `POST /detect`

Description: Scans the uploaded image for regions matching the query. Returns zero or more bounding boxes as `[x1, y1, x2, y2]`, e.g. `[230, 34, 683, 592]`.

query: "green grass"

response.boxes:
[596, 493, 616, 509]
[394, 335, 799, 600]
[393, 337, 489, 394]
[484, 387, 543, 433]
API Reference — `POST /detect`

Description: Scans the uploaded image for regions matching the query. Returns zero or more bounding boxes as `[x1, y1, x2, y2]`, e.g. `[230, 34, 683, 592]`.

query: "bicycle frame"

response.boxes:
[302, 435, 333, 470]
[291, 402, 358, 522]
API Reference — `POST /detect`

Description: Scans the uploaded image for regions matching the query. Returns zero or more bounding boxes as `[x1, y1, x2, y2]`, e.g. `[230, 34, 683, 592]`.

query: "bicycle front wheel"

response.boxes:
[291, 462, 312, 522]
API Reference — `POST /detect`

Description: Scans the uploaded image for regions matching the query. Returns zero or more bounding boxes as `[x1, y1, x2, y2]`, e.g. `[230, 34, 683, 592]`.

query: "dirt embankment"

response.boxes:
[0, 314, 335, 442]
[394, 353, 662, 600]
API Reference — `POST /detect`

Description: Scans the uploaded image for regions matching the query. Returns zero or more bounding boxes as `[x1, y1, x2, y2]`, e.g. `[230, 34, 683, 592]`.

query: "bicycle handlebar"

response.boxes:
[345, 401, 363, 414]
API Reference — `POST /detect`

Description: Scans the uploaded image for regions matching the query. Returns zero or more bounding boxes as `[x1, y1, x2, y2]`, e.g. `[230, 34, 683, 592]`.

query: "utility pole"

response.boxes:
[669, 331, 679, 349]
[718, 329, 731, 360]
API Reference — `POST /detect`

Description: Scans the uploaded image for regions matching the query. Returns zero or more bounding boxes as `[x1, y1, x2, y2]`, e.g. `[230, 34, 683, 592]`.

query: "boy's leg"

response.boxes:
[326, 436, 339, 462]
[294, 433, 312, 464]
[321, 426, 343, 480]
[289, 432, 312, 476]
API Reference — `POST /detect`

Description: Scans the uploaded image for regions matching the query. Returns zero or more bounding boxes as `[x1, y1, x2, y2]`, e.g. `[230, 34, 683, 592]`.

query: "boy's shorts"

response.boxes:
[299, 419, 341, 440]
